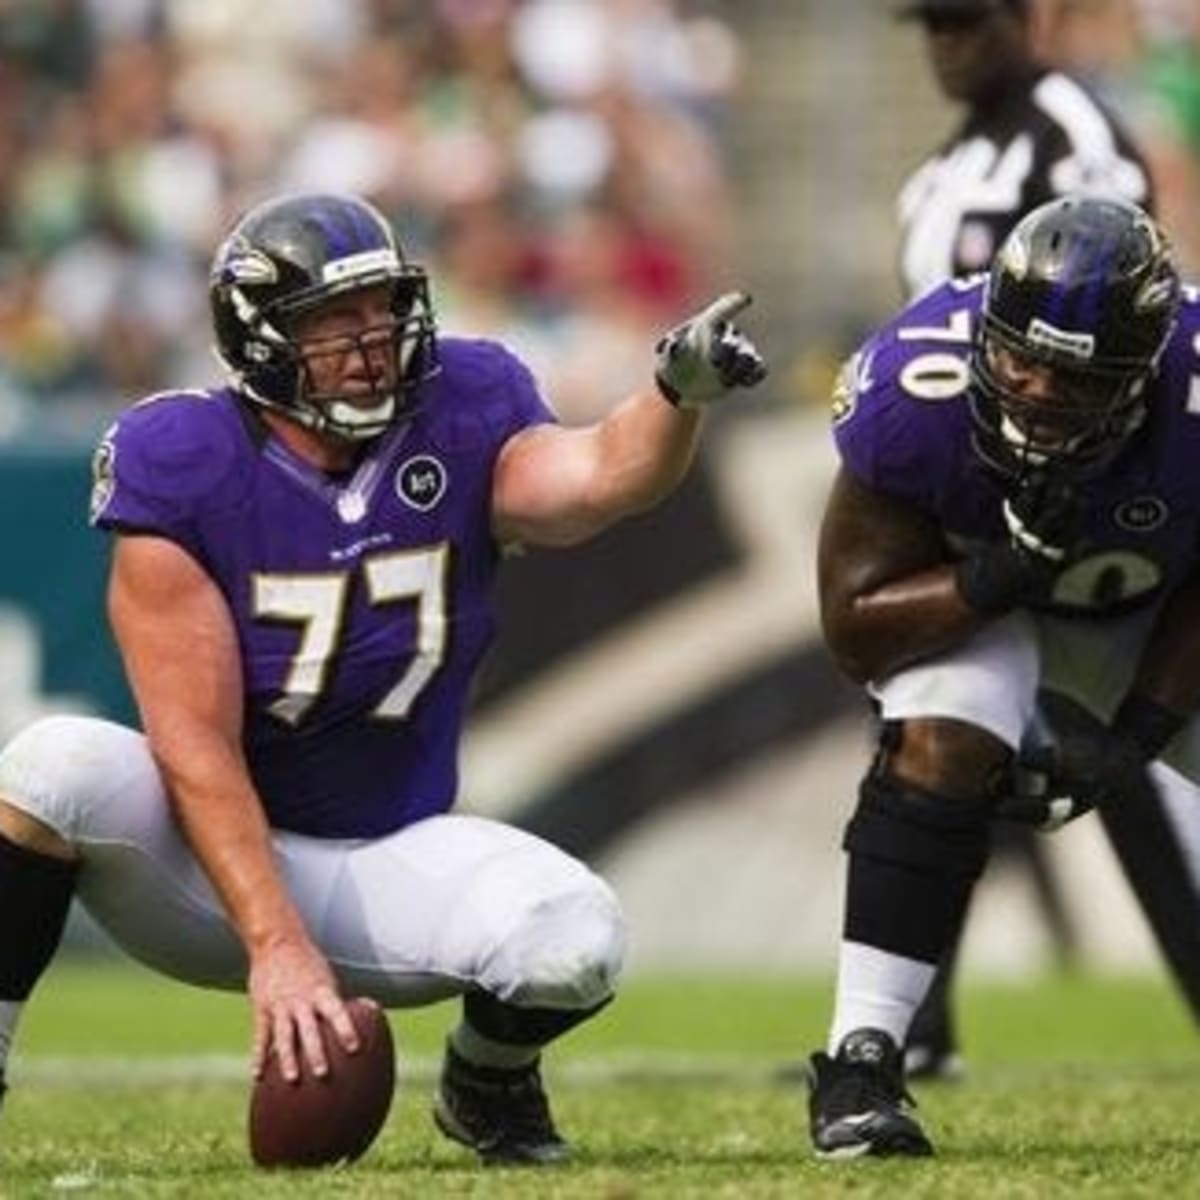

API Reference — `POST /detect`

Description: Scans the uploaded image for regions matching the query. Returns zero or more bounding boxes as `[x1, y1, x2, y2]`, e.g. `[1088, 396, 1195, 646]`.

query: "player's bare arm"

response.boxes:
[108, 534, 359, 1081]
[818, 467, 985, 684]
[493, 292, 766, 548]
[491, 387, 701, 547]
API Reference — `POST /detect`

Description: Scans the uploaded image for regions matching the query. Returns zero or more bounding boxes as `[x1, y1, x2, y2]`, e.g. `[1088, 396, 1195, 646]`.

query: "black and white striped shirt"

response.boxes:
[897, 66, 1153, 299]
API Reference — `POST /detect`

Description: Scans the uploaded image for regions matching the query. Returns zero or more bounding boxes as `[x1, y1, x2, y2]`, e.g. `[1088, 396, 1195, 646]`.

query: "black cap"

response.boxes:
[895, 0, 1021, 19]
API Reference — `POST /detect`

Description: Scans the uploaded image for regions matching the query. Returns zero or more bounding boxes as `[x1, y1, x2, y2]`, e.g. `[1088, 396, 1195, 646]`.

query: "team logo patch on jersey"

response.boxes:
[395, 455, 447, 511]
[88, 430, 117, 524]
[831, 350, 873, 426]
[1114, 495, 1168, 532]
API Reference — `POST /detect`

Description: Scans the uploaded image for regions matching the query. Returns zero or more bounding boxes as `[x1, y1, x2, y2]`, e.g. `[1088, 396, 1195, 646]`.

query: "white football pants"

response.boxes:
[870, 605, 1200, 782]
[0, 716, 627, 1013]
[870, 605, 1200, 886]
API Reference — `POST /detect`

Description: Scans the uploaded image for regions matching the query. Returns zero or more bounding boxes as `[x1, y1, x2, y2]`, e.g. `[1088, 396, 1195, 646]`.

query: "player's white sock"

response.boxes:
[450, 1020, 540, 1071]
[829, 940, 936, 1052]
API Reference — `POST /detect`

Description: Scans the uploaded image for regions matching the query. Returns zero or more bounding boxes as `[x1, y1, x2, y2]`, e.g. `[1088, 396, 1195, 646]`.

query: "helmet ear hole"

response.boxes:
[209, 193, 439, 439]
[969, 196, 1179, 477]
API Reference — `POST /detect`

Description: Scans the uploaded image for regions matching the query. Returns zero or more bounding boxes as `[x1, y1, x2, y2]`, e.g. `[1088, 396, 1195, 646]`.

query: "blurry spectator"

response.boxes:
[895, 0, 1151, 300]
[1, 0, 96, 90]
[1034, 0, 1200, 269]
[0, 0, 746, 442]
[1135, 0, 1200, 270]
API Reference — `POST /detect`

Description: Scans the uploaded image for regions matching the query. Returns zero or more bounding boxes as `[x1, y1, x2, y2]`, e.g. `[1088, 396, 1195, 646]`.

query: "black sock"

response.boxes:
[0, 831, 79, 1001]
[462, 990, 612, 1047]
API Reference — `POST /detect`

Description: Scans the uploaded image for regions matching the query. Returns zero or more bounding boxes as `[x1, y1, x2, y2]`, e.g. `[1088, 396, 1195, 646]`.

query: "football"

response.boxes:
[248, 996, 396, 1168]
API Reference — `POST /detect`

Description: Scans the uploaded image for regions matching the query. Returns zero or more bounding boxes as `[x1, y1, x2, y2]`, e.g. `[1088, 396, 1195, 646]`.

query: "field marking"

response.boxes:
[12, 1052, 794, 1089]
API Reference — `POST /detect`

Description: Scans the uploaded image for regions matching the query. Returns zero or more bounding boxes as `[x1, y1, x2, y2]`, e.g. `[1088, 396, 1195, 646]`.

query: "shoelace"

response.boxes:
[825, 1056, 914, 1117]
[487, 1073, 558, 1142]
[449, 1060, 559, 1144]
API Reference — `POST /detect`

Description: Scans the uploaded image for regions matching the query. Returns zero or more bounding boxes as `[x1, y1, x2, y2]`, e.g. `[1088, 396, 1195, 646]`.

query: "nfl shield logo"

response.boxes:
[1114, 496, 1167, 532]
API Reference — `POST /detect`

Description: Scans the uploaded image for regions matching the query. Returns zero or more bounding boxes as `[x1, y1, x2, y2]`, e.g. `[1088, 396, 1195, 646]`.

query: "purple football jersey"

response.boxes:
[832, 277, 1200, 615]
[90, 338, 556, 837]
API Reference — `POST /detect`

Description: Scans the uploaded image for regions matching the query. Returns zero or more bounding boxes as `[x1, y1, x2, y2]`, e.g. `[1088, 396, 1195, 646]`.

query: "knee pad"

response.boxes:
[842, 772, 992, 961]
[844, 771, 992, 883]
[484, 877, 627, 1012]
[0, 716, 158, 843]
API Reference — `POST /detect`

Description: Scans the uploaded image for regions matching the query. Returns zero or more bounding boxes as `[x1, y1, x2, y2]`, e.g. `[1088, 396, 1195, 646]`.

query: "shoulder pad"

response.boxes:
[90, 389, 249, 526]
[423, 338, 556, 451]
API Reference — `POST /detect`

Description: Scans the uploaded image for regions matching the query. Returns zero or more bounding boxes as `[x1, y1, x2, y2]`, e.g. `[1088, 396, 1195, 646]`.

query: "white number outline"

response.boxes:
[897, 308, 974, 403]
[1048, 549, 1162, 612]
[253, 543, 449, 726]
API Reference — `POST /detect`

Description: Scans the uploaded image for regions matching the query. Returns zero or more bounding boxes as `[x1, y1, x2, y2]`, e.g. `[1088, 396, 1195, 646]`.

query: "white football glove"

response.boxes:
[654, 291, 768, 409]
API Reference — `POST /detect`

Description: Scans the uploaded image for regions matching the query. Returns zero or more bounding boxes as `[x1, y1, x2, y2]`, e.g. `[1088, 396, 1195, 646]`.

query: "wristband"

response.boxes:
[654, 373, 683, 407]
[955, 547, 1024, 616]
[1111, 691, 1187, 761]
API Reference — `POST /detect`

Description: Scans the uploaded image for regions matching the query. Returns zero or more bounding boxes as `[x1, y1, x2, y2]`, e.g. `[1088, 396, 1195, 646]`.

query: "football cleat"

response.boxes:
[433, 1046, 571, 1166]
[808, 1028, 934, 1159]
[0, 1071, 7, 1118]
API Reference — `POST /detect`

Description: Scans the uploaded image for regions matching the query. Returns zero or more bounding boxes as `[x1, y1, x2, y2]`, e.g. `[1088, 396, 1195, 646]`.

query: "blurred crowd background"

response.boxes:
[0, 0, 1196, 439]
[0, 0, 746, 439]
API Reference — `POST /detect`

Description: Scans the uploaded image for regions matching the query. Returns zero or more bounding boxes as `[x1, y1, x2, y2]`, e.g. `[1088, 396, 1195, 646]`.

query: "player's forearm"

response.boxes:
[153, 732, 310, 953]
[501, 389, 703, 547]
[823, 564, 986, 684]
[590, 387, 702, 518]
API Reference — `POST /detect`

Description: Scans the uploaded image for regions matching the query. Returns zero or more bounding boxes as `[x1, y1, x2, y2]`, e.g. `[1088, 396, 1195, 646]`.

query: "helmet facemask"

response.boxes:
[210, 193, 440, 443]
[969, 320, 1156, 480]
[966, 196, 1180, 483]
[267, 273, 435, 442]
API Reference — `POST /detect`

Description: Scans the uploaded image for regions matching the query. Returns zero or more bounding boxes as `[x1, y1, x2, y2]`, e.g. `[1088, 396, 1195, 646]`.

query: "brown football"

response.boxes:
[248, 997, 396, 1168]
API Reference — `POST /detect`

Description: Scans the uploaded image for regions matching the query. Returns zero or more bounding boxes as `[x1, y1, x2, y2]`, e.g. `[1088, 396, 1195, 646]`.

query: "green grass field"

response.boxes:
[3, 959, 1200, 1197]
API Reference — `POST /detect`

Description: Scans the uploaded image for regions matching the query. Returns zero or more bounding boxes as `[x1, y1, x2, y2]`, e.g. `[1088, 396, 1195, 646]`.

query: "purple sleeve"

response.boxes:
[89, 392, 243, 561]
[431, 337, 558, 458]
[830, 281, 981, 512]
[831, 341, 942, 511]
[483, 342, 559, 443]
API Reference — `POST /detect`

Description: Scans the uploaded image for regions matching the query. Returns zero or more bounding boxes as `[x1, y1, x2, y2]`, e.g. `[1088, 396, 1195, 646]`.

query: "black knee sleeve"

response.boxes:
[463, 990, 613, 1047]
[0, 832, 79, 1000]
[842, 772, 992, 963]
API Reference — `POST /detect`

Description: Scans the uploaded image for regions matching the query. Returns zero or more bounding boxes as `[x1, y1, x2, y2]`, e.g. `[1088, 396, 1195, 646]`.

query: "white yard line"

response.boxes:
[11, 1052, 789, 1088]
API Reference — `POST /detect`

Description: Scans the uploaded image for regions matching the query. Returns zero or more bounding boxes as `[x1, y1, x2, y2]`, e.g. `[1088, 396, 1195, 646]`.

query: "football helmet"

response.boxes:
[210, 192, 438, 441]
[969, 195, 1179, 478]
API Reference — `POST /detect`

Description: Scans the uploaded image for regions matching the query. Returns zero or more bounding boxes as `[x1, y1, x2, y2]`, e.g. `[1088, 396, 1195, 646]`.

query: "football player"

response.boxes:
[893, 0, 1188, 1083]
[0, 192, 766, 1162]
[808, 195, 1200, 1157]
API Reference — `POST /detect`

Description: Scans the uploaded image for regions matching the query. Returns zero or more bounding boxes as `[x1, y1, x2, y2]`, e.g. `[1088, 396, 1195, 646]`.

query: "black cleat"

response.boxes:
[433, 1046, 571, 1166]
[808, 1028, 934, 1159]
[0, 1072, 6, 1119]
